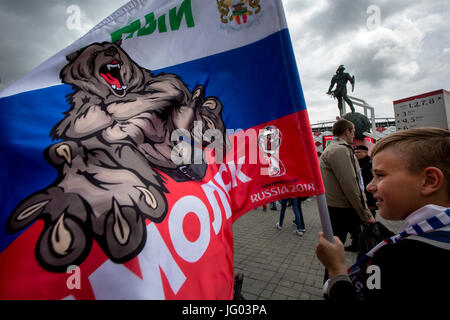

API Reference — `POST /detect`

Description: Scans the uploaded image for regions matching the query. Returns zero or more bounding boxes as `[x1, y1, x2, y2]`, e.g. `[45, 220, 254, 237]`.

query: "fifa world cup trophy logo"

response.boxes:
[258, 125, 286, 177]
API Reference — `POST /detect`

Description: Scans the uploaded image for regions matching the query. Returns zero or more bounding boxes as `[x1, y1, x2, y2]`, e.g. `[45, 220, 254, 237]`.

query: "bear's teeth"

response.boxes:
[107, 63, 120, 71]
[111, 84, 126, 91]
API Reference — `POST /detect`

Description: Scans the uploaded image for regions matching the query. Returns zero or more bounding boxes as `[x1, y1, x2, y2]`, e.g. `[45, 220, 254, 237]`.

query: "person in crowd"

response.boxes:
[354, 145, 377, 218]
[270, 202, 278, 211]
[316, 127, 450, 301]
[293, 197, 308, 233]
[319, 119, 375, 260]
[276, 198, 305, 236]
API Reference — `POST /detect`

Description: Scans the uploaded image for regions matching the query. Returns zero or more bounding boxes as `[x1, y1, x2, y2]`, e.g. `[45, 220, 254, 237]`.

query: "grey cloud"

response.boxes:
[310, 1, 370, 36]
[288, 0, 423, 40]
[346, 49, 392, 87]
[309, 0, 443, 89]
[0, 0, 128, 89]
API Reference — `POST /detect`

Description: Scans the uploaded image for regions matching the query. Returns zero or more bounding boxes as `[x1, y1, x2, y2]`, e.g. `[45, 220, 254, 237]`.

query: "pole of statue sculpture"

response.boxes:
[316, 193, 334, 242]
[340, 97, 346, 117]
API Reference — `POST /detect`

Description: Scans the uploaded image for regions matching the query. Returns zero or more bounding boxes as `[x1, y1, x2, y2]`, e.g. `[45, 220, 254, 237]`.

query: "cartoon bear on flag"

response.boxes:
[7, 40, 227, 272]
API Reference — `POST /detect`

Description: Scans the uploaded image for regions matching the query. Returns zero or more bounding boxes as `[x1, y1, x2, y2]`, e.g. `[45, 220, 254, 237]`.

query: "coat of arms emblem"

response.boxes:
[217, 0, 262, 29]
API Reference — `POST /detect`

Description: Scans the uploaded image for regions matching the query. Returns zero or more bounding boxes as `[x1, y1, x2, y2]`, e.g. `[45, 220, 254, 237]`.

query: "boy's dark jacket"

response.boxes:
[328, 238, 450, 301]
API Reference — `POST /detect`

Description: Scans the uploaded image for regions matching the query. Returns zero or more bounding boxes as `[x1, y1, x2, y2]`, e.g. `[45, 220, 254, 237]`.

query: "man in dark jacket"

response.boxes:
[354, 145, 377, 217]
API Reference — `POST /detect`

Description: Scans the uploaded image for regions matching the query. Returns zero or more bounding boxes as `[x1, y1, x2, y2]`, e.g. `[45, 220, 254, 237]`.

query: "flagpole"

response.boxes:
[316, 193, 334, 242]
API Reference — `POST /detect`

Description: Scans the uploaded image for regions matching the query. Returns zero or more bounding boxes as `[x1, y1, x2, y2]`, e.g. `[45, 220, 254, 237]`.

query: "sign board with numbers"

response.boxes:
[393, 89, 450, 130]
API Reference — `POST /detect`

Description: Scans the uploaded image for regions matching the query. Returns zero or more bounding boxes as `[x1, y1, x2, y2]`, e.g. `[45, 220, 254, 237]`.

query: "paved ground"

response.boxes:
[232, 197, 401, 300]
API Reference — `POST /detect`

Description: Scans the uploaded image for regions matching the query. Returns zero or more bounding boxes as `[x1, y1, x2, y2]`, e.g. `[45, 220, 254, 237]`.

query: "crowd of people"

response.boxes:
[316, 123, 449, 301]
[258, 122, 449, 302]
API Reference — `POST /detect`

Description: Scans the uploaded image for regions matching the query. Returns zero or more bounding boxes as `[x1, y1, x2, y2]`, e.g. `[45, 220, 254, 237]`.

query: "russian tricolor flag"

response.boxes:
[0, 0, 324, 299]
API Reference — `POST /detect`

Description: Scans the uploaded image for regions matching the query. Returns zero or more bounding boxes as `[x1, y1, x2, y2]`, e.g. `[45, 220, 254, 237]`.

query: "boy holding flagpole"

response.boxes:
[316, 127, 450, 301]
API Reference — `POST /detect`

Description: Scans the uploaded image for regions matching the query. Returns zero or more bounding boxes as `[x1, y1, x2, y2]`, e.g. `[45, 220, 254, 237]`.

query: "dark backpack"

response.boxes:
[357, 222, 395, 260]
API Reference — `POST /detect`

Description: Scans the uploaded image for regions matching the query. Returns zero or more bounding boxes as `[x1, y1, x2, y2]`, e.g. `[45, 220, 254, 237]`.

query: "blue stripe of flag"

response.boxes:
[427, 216, 444, 229]
[399, 231, 409, 238]
[420, 231, 450, 243]
[412, 224, 423, 234]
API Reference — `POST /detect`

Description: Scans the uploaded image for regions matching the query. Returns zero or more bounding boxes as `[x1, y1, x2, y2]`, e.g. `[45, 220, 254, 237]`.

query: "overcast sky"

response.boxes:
[1, 0, 449, 124]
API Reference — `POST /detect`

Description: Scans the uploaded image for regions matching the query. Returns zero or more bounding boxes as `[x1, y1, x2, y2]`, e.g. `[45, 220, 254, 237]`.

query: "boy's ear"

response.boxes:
[421, 167, 444, 196]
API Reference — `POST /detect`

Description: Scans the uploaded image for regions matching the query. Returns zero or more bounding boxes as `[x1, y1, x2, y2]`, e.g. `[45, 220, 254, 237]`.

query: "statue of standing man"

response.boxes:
[327, 65, 355, 116]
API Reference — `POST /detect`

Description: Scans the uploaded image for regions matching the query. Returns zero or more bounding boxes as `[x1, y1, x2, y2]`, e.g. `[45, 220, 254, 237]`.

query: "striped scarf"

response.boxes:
[348, 208, 450, 300]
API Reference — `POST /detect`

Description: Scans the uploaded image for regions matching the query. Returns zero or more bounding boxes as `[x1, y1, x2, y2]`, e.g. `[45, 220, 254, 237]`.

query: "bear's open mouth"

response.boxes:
[99, 60, 127, 95]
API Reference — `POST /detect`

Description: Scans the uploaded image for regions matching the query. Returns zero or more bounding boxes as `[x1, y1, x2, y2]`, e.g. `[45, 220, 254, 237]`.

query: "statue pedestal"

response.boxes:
[343, 112, 372, 140]
[344, 96, 376, 133]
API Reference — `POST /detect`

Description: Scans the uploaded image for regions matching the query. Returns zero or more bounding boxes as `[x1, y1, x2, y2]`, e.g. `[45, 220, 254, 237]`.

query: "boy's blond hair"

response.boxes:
[371, 127, 450, 198]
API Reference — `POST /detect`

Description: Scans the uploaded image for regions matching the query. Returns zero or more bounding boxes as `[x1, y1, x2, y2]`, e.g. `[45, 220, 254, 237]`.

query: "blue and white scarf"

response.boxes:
[348, 207, 450, 300]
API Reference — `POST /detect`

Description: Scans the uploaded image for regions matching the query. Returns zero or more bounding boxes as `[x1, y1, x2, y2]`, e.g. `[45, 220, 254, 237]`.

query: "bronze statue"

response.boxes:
[327, 65, 355, 115]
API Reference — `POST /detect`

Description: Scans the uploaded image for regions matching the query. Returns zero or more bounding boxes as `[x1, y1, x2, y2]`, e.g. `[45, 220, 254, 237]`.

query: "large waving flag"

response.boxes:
[0, 0, 324, 299]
